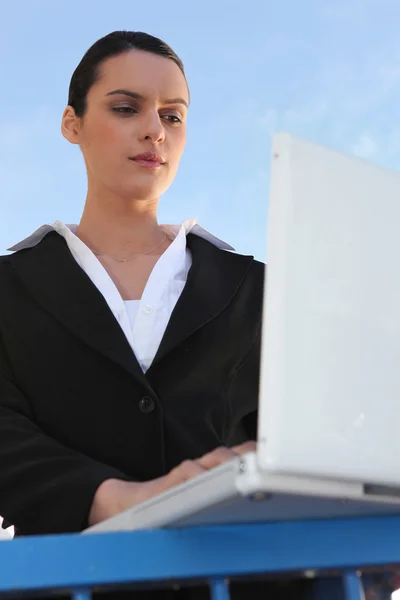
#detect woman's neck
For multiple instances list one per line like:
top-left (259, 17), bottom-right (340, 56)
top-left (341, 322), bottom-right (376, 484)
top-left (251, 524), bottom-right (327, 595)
top-left (75, 191), bottom-right (165, 257)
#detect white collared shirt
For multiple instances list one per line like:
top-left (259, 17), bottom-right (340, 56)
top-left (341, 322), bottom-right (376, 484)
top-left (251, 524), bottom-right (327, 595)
top-left (8, 219), bottom-right (234, 373)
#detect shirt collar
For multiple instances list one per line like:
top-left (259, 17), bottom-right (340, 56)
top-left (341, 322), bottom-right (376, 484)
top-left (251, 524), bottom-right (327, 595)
top-left (7, 218), bottom-right (235, 253)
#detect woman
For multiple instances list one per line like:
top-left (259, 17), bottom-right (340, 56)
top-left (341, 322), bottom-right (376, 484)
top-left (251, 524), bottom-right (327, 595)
top-left (0, 31), bottom-right (313, 598)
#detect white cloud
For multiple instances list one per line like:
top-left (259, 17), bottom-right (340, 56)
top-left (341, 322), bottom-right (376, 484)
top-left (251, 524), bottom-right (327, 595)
top-left (284, 101), bottom-right (329, 125)
top-left (258, 109), bottom-right (278, 137)
top-left (321, 0), bottom-right (395, 22)
top-left (352, 133), bottom-right (377, 158)
top-left (258, 101), bottom-right (329, 138)
top-left (386, 129), bottom-right (400, 158)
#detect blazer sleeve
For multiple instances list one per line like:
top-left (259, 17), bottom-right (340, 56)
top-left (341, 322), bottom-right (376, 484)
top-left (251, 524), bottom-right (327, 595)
top-left (0, 336), bottom-right (131, 536)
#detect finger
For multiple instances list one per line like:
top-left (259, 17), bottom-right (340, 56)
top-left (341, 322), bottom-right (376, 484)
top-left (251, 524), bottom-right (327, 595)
top-left (196, 446), bottom-right (237, 470)
top-left (168, 459), bottom-right (206, 486)
top-left (231, 440), bottom-right (257, 455)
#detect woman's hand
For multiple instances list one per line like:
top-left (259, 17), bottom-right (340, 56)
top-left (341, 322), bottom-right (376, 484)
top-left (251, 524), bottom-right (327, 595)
top-left (89, 441), bottom-right (256, 526)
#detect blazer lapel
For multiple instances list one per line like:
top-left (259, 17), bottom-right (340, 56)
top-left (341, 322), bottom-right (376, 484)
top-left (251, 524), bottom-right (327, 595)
top-left (10, 231), bottom-right (254, 383)
top-left (10, 232), bottom-right (149, 388)
top-left (150, 233), bottom-right (254, 368)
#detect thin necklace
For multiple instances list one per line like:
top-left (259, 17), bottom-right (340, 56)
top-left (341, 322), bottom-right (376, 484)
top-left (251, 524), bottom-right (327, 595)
top-left (92, 233), bottom-right (168, 263)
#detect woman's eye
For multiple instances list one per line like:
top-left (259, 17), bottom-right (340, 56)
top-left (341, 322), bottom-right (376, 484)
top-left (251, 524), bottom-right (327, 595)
top-left (162, 115), bottom-right (182, 125)
top-left (112, 106), bottom-right (137, 114)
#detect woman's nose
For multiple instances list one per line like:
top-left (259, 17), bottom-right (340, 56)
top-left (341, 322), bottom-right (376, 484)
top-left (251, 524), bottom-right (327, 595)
top-left (139, 112), bottom-right (165, 144)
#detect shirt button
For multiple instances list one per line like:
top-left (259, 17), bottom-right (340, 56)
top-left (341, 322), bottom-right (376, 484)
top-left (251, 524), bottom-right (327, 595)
top-left (143, 304), bottom-right (153, 314)
top-left (139, 396), bottom-right (155, 414)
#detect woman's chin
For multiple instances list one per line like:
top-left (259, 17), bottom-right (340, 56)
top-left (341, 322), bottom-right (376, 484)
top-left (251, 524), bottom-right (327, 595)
top-left (117, 185), bottom-right (164, 203)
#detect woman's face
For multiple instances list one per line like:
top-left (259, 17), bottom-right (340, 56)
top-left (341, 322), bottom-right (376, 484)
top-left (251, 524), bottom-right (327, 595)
top-left (63, 50), bottom-right (189, 202)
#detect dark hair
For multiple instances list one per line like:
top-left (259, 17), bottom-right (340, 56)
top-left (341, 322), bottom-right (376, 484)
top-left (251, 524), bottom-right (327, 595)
top-left (68, 30), bottom-right (186, 118)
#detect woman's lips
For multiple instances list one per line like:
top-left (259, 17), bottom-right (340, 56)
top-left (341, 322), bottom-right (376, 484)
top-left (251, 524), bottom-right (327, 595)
top-left (130, 158), bottom-right (163, 168)
top-left (130, 151), bottom-right (165, 169)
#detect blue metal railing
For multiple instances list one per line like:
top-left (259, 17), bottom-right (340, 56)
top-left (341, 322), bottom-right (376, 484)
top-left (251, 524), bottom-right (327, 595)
top-left (1, 515), bottom-right (399, 599)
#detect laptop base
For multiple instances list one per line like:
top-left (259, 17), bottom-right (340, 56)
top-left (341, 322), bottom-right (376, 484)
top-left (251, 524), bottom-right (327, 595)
top-left (86, 453), bottom-right (400, 534)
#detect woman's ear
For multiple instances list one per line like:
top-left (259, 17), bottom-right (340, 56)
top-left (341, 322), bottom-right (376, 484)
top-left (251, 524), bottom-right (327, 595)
top-left (61, 106), bottom-right (81, 145)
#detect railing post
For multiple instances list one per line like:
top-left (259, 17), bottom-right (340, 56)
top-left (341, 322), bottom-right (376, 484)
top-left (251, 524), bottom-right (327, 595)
top-left (210, 578), bottom-right (231, 600)
top-left (343, 571), bottom-right (365, 600)
top-left (72, 589), bottom-right (92, 600)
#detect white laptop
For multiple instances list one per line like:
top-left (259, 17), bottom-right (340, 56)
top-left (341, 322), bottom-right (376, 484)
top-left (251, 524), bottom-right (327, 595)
top-left (86, 133), bottom-right (400, 534)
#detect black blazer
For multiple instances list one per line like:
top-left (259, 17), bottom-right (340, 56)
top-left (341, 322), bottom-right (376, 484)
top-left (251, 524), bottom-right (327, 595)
top-left (0, 231), bottom-right (264, 536)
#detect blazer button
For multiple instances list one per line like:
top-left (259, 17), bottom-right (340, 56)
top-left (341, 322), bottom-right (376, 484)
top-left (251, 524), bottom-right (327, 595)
top-left (139, 396), bottom-right (155, 413)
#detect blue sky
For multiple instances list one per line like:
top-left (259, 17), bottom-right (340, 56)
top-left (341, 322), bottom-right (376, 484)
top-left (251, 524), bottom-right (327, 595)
top-left (1, 0), bottom-right (400, 260)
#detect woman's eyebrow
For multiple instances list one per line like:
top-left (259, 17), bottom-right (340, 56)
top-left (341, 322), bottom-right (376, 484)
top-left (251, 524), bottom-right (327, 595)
top-left (106, 89), bottom-right (188, 108)
top-left (106, 89), bottom-right (144, 101)
top-left (163, 97), bottom-right (189, 108)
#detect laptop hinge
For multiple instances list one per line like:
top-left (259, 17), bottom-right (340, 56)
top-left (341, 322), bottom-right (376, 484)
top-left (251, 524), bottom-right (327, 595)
top-left (364, 483), bottom-right (400, 498)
